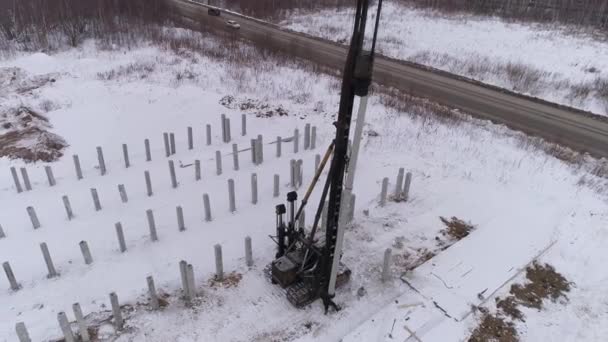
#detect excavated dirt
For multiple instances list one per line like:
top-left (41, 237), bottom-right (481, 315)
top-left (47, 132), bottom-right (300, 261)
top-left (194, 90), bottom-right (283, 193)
top-left (509, 262), bottom-right (571, 310)
top-left (439, 216), bottom-right (475, 241)
top-left (470, 262), bottom-right (571, 340)
top-left (469, 314), bottom-right (518, 342)
top-left (208, 272), bottom-right (243, 289)
top-left (0, 126), bottom-right (67, 162)
top-left (1, 67), bottom-right (68, 162)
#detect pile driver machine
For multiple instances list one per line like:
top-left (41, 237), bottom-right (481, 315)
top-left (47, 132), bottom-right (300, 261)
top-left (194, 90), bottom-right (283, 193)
top-left (269, 0), bottom-right (383, 313)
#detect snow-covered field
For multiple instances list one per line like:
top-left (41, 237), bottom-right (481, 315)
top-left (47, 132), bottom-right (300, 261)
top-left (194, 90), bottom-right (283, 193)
top-left (1, 29), bottom-right (608, 341)
top-left (282, 0), bottom-right (608, 116)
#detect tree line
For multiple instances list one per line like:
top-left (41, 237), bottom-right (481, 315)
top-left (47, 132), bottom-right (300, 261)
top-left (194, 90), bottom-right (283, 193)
top-left (219, 0), bottom-right (608, 27)
top-left (3, 0), bottom-right (607, 53)
top-left (0, 0), bottom-right (167, 50)
top-left (402, 0), bottom-right (608, 29)
top-left (217, 0), bottom-right (353, 19)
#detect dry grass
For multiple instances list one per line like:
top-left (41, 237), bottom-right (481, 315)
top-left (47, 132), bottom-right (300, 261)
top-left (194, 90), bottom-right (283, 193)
top-left (504, 62), bottom-right (546, 94)
top-left (408, 50), bottom-right (608, 109)
top-left (376, 85), bottom-right (460, 125)
top-left (409, 51), bottom-right (549, 95)
top-left (564, 76), bottom-right (608, 108)
top-left (97, 61), bottom-right (156, 81)
top-left (566, 83), bottom-right (593, 103)
top-left (595, 78), bottom-right (608, 111)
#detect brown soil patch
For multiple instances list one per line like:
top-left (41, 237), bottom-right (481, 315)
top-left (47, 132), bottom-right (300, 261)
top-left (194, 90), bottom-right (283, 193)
top-left (509, 262), bottom-right (571, 310)
top-left (409, 248), bottom-right (436, 270)
top-left (209, 272), bottom-right (243, 289)
top-left (470, 263), bottom-right (571, 340)
top-left (469, 314), bottom-right (518, 342)
top-left (440, 216), bottom-right (475, 241)
top-left (496, 296), bottom-right (524, 322)
top-left (86, 326), bottom-right (99, 341)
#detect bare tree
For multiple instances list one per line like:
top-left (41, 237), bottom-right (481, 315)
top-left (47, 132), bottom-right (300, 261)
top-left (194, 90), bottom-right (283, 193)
top-left (0, 2), bottom-right (16, 41)
top-left (57, 0), bottom-right (89, 47)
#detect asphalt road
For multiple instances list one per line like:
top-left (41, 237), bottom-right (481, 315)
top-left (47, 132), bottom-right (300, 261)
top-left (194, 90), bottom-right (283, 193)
top-left (169, 0), bottom-right (608, 159)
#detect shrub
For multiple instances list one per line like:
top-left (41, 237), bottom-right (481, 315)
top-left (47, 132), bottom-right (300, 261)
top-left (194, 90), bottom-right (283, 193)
top-left (505, 62), bottom-right (545, 94)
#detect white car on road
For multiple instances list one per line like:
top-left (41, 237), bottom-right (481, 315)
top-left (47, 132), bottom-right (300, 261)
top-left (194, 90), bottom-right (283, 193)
top-left (226, 20), bottom-right (240, 30)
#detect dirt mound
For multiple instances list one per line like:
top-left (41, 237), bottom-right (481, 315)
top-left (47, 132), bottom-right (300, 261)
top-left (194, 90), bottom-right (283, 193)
top-left (439, 216), bottom-right (475, 241)
top-left (96, 62), bottom-right (156, 81)
top-left (0, 126), bottom-right (67, 162)
top-left (1, 106), bottom-right (67, 162)
top-left (0, 68), bottom-right (67, 162)
top-left (469, 262), bottom-right (571, 341)
top-left (509, 262), bottom-right (571, 310)
top-left (493, 262), bottom-right (571, 323)
top-left (469, 314), bottom-right (518, 342)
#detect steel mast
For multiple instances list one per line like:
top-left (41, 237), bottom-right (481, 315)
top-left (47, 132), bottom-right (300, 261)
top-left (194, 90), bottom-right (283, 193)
top-left (319, 0), bottom-right (382, 311)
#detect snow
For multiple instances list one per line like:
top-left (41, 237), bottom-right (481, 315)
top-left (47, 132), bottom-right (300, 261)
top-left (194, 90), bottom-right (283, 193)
top-left (8, 53), bottom-right (60, 75)
top-left (1, 31), bottom-right (608, 341)
top-left (282, 1), bottom-right (608, 115)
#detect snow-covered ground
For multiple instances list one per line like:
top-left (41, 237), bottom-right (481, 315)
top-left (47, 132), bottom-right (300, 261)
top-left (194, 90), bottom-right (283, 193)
top-left (282, 1), bottom-right (608, 116)
top-left (1, 29), bottom-right (608, 341)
